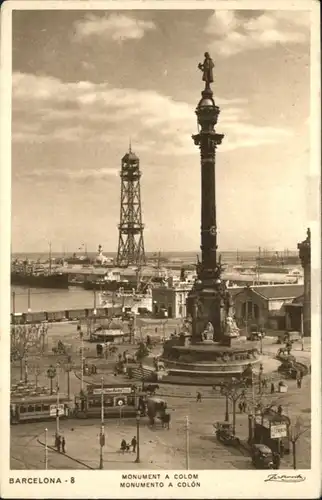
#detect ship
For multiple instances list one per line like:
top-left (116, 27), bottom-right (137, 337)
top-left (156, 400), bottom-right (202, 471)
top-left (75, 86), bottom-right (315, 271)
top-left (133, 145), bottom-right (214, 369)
top-left (11, 257), bottom-right (69, 289)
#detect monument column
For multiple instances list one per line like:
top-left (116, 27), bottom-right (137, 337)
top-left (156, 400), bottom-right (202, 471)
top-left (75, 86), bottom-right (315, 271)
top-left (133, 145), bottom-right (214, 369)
top-left (187, 52), bottom-right (232, 344)
top-left (298, 228), bottom-right (311, 337)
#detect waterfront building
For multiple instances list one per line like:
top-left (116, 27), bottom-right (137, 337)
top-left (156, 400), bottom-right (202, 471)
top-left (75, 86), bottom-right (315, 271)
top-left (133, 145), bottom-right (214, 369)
top-left (232, 284), bottom-right (304, 330)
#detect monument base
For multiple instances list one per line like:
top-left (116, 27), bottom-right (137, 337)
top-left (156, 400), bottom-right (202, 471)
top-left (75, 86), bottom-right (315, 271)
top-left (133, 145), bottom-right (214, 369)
top-left (161, 337), bottom-right (260, 381)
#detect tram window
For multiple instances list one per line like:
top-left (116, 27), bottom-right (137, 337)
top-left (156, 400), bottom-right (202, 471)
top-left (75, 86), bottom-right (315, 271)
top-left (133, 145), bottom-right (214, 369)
top-left (92, 399), bottom-right (101, 407)
top-left (27, 405), bottom-right (35, 412)
top-left (127, 396), bottom-right (135, 406)
top-left (43, 405), bottom-right (50, 411)
top-left (19, 406), bottom-right (26, 413)
top-left (105, 397), bottom-right (114, 407)
top-left (35, 404), bottom-right (42, 412)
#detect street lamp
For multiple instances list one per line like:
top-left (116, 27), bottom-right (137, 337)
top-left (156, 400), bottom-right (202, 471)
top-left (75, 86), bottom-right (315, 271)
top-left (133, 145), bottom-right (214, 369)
top-left (258, 363), bottom-right (264, 395)
top-left (79, 328), bottom-right (84, 393)
top-left (35, 365), bottom-right (41, 391)
top-left (65, 359), bottom-right (72, 400)
top-left (44, 428), bottom-right (48, 470)
top-left (47, 365), bottom-right (56, 395)
top-left (99, 377), bottom-right (105, 469)
top-left (55, 363), bottom-right (60, 439)
top-left (258, 332), bottom-right (263, 354)
top-left (134, 410), bottom-right (141, 463)
top-left (24, 357), bottom-right (28, 384)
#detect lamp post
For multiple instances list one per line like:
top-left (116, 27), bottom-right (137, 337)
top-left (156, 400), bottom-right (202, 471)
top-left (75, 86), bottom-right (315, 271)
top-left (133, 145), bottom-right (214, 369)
top-left (44, 428), bottom-right (48, 470)
top-left (24, 357), bottom-right (28, 383)
top-left (258, 332), bottom-right (263, 355)
top-left (185, 415), bottom-right (190, 470)
top-left (99, 376), bottom-right (105, 469)
top-left (56, 363), bottom-right (60, 439)
top-left (35, 365), bottom-right (41, 390)
top-left (134, 410), bottom-right (141, 463)
top-left (47, 365), bottom-right (56, 395)
top-left (225, 392), bottom-right (229, 422)
top-left (65, 359), bottom-right (72, 400)
top-left (258, 363), bottom-right (264, 395)
top-left (79, 328), bottom-right (84, 393)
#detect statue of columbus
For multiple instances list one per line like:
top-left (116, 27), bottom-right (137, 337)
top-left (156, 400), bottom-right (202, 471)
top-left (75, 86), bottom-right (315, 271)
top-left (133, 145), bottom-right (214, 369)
top-left (198, 52), bottom-right (215, 86)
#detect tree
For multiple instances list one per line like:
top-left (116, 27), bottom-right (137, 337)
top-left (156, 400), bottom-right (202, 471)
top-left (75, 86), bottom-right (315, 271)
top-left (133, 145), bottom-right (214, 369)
top-left (11, 324), bottom-right (45, 381)
top-left (289, 416), bottom-right (309, 469)
top-left (221, 378), bottom-right (247, 434)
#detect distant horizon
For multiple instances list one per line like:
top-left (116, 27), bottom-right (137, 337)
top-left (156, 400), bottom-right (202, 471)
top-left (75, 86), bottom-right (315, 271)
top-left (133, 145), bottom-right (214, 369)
top-left (11, 247), bottom-right (300, 255)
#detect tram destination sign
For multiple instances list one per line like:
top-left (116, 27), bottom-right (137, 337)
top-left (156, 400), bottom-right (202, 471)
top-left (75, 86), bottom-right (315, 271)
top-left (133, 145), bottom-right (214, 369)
top-left (92, 387), bottom-right (132, 395)
top-left (270, 423), bottom-right (287, 439)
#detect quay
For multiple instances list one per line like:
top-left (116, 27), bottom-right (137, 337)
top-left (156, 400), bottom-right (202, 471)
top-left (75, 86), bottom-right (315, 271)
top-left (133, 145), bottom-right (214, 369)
top-left (11, 305), bottom-right (122, 325)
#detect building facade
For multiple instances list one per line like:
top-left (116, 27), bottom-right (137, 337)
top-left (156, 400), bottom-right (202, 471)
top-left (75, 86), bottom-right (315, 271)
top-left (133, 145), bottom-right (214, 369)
top-left (152, 282), bottom-right (193, 318)
top-left (233, 284), bottom-right (304, 330)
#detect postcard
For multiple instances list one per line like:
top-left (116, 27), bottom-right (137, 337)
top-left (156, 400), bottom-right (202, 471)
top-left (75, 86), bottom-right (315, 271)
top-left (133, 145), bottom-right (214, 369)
top-left (0, 1), bottom-right (320, 498)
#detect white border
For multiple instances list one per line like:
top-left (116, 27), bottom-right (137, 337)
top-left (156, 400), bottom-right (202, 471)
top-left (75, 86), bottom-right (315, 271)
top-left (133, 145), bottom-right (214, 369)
top-left (0, 1), bottom-right (321, 498)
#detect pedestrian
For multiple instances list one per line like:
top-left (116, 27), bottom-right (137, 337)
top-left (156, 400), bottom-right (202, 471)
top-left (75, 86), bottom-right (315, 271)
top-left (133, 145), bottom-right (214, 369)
top-left (238, 402), bottom-right (243, 413)
top-left (57, 435), bottom-right (61, 453)
top-left (299, 375), bottom-right (302, 388)
top-left (280, 441), bottom-right (285, 458)
top-left (131, 436), bottom-right (137, 453)
top-left (296, 377), bottom-right (301, 388)
top-left (62, 437), bottom-right (66, 453)
top-left (277, 405), bottom-right (282, 415)
top-left (121, 439), bottom-right (127, 453)
top-left (196, 391), bottom-right (202, 403)
top-left (270, 382), bottom-right (275, 394)
top-left (243, 401), bottom-right (247, 413)
top-left (273, 452), bottom-right (280, 469)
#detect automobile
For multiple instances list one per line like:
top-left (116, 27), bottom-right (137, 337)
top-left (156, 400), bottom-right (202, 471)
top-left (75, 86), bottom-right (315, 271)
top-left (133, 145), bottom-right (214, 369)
top-left (247, 325), bottom-right (266, 341)
top-left (213, 422), bottom-right (240, 446)
top-left (251, 443), bottom-right (274, 469)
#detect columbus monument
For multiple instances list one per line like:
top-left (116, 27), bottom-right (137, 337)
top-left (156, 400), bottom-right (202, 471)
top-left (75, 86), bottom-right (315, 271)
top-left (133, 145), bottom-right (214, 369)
top-left (161, 53), bottom-right (259, 380)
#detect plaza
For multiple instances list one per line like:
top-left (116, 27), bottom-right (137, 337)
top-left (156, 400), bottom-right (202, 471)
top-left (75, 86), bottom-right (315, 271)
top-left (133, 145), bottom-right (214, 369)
top-left (10, 320), bottom-right (311, 470)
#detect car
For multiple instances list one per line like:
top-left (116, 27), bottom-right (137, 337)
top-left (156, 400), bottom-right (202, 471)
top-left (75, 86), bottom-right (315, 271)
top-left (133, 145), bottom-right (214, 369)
top-left (247, 324), bottom-right (266, 341)
top-left (213, 422), bottom-right (240, 446)
top-left (251, 444), bottom-right (274, 469)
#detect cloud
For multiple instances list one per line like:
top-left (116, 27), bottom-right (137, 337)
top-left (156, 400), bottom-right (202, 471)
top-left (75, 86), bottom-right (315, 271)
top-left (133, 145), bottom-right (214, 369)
top-left (73, 13), bottom-right (156, 42)
top-left (12, 72), bottom-right (293, 157)
top-left (19, 166), bottom-right (119, 181)
top-left (206, 10), bottom-right (310, 56)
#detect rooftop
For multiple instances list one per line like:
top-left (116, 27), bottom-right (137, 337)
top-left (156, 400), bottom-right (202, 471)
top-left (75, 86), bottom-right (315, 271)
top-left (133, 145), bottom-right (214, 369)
top-left (252, 284), bottom-right (304, 300)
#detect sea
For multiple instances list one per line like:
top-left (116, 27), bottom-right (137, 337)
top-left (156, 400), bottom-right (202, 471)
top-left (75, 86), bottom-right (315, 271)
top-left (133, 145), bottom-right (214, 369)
top-left (11, 250), bottom-right (299, 314)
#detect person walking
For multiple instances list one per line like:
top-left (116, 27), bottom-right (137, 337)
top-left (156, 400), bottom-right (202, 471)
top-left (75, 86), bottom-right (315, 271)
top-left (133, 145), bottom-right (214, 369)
top-left (131, 436), bottom-right (137, 453)
top-left (62, 437), bottom-right (66, 454)
top-left (270, 382), bottom-right (275, 394)
top-left (121, 439), bottom-right (127, 454)
top-left (196, 391), bottom-right (202, 403)
top-left (57, 435), bottom-right (61, 453)
top-left (273, 452), bottom-right (280, 469)
top-left (238, 402), bottom-right (243, 413)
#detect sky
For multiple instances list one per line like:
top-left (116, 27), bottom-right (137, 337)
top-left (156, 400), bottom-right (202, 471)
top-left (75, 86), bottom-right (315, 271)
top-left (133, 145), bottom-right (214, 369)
top-left (11, 7), bottom-right (311, 254)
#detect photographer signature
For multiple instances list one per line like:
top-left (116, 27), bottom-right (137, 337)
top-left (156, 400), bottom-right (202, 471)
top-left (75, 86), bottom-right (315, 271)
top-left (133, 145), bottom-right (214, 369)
top-left (265, 473), bottom-right (306, 483)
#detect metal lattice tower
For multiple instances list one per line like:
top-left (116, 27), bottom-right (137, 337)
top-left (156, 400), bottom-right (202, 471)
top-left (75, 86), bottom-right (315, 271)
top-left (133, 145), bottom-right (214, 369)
top-left (116, 145), bottom-right (146, 267)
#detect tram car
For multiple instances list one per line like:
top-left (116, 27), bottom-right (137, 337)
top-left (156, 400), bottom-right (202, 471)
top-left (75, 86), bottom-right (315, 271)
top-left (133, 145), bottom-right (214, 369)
top-left (10, 395), bottom-right (72, 424)
top-left (74, 383), bottom-right (139, 418)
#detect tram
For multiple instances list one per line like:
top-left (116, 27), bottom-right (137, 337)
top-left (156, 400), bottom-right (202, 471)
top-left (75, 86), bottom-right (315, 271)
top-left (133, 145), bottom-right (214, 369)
top-left (74, 383), bottom-right (139, 418)
top-left (10, 395), bottom-right (72, 424)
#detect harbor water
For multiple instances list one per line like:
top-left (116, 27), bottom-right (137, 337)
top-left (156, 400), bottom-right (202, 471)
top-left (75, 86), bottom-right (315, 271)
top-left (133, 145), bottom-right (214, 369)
top-left (11, 286), bottom-right (116, 313)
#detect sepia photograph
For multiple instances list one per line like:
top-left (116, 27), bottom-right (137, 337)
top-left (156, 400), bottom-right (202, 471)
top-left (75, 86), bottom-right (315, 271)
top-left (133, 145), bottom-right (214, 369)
top-left (1, 1), bottom-right (320, 498)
